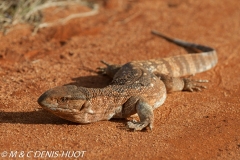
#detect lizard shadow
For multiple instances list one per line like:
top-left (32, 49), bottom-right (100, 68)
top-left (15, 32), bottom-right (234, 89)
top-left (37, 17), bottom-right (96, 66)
top-left (65, 74), bottom-right (112, 88)
top-left (0, 110), bottom-right (139, 131)
top-left (0, 110), bottom-right (77, 125)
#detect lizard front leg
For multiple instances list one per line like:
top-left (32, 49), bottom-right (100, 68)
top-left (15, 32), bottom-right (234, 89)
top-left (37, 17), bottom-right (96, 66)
top-left (127, 98), bottom-right (154, 131)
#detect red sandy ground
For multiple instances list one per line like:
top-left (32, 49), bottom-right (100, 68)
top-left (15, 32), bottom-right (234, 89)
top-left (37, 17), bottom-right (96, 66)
top-left (0, 0), bottom-right (240, 159)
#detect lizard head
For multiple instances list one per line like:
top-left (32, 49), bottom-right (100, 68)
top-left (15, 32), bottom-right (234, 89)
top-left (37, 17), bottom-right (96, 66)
top-left (37, 85), bottom-right (89, 123)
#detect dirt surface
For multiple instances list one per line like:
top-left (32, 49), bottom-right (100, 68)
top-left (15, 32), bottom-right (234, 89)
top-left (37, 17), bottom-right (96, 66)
top-left (0, 0), bottom-right (240, 159)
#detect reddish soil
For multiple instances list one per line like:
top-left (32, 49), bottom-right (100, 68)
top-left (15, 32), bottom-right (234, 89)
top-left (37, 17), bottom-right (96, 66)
top-left (0, 0), bottom-right (240, 159)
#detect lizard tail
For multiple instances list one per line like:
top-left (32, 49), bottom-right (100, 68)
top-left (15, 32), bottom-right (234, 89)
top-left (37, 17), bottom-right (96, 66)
top-left (151, 30), bottom-right (214, 53)
top-left (150, 30), bottom-right (218, 77)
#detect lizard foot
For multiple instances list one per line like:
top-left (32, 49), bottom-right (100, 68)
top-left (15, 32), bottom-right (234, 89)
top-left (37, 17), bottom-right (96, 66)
top-left (126, 98), bottom-right (154, 131)
top-left (127, 120), bottom-right (152, 131)
top-left (97, 60), bottom-right (121, 78)
top-left (97, 60), bottom-right (110, 75)
top-left (183, 76), bottom-right (209, 92)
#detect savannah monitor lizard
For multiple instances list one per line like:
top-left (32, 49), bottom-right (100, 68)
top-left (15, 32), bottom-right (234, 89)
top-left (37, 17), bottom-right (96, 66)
top-left (38, 30), bottom-right (217, 131)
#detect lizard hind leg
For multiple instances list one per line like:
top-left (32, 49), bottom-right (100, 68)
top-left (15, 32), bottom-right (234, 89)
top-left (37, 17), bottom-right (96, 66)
top-left (157, 73), bottom-right (209, 92)
top-left (127, 99), bottom-right (154, 131)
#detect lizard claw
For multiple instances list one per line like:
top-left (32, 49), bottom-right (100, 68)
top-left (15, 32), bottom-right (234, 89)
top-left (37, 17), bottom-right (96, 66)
top-left (183, 77), bottom-right (208, 92)
top-left (127, 121), bottom-right (145, 131)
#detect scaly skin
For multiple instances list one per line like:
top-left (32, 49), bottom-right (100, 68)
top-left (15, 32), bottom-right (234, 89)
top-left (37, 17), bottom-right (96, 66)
top-left (38, 30), bottom-right (217, 131)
